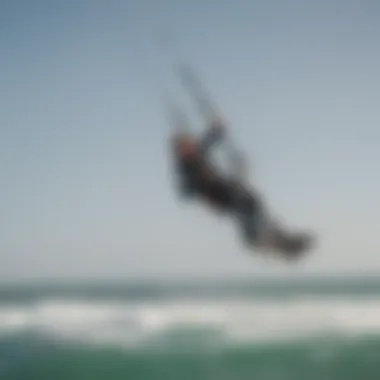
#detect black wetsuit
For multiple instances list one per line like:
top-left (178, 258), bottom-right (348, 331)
top-left (174, 127), bottom-right (262, 245)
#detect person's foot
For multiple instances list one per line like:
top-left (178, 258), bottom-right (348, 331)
top-left (254, 230), bottom-right (315, 261)
top-left (277, 232), bottom-right (315, 260)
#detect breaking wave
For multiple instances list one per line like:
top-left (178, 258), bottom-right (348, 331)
top-left (1, 297), bottom-right (380, 349)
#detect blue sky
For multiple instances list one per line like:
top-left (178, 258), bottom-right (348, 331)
top-left (1, 0), bottom-right (379, 281)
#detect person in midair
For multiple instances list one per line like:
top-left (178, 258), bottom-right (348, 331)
top-left (170, 115), bottom-right (313, 259)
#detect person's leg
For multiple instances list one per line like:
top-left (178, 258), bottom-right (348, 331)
top-left (233, 188), bottom-right (313, 256)
top-left (233, 187), bottom-right (265, 247)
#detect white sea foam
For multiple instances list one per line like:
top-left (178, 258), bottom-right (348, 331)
top-left (0, 297), bottom-right (380, 347)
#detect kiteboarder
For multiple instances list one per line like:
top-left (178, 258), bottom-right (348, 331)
top-left (171, 117), bottom-right (313, 259)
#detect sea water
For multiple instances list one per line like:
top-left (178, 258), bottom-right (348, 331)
top-left (1, 277), bottom-right (380, 380)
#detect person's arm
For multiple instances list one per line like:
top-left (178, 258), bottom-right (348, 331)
top-left (229, 149), bottom-right (249, 184)
top-left (198, 117), bottom-right (225, 156)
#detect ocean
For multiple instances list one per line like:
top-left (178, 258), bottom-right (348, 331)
top-left (1, 277), bottom-right (380, 380)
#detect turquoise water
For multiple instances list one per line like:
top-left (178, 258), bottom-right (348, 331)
top-left (1, 277), bottom-right (380, 379)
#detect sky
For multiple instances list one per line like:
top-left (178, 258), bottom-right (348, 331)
top-left (1, 0), bottom-right (379, 281)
